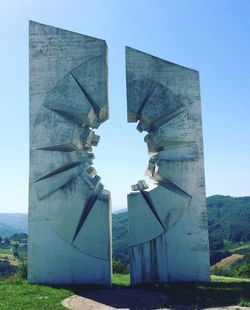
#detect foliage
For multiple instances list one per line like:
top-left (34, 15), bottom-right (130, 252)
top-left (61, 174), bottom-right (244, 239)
top-left (212, 265), bottom-right (233, 277)
top-left (212, 254), bottom-right (250, 279)
top-left (112, 212), bottom-right (129, 265)
top-left (10, 233), bottom-right (28, 242)
top-left (235, 263), bottom-right (250, 278)
top-left (0, 260), bottom-right (16, 279)
top-left (113, 259), bottom-right (129, 274)
top-left (17, 260), bottom-right (27, 279)
top-left (207, 195), bottom-right (250, 243)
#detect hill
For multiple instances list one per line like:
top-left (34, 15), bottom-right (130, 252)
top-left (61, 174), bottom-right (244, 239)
top-left (112, 211), bottom-right (129, 264)
top-left (0, 223), bottom-right (24, 237)
top-left (0, 214), bottom-right (27, 235)
top-left (207, 195), bottom-right (250, 243)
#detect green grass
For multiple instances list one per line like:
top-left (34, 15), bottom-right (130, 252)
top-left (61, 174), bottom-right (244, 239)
top-left (0, 274), bottom-right (250, 309)
top-left (113, 274), bottom-right (250, 308)
top-left (112, 273), bottom-right (130, 287)
top-left (212, 275), bottom-right (250, 283)
top-left (0, 249), bottom-right (12, 255)
top-left (0, 277), bottom-right (72, 310)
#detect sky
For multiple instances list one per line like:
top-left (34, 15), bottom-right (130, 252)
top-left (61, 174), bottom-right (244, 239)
top-left (0, 0), bottom-right (249, 213)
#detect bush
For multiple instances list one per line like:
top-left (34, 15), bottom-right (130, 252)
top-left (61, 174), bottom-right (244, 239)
top-left (235, 263), bottom-right (250, 279)
top-left (211, 265), bottom-right (233, 277)
top-left (17, 260), bottom-right (27, 279)
top-left (209, 237), bottom-right (224, 251)
top-left (10, 233), bottom-right (28, 243)
top-left (0, 260), bottom-right (16, 279)
top-left (113, 259), bottom-right (129, 274)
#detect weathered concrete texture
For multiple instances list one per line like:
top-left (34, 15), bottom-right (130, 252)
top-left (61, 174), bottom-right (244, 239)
top-left (126, 47), bottom-right (210, 284)
top-left (28, 21), bottom-right (111, 285)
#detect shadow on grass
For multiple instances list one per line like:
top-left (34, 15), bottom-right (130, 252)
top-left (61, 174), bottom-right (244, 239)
top-left (49, 277), bottom-right (250, 309)
top-left (136, 281), bottom-right (250, 308)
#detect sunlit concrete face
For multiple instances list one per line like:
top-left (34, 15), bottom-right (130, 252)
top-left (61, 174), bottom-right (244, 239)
top-left (126, 47), bottom-right (210, 284)
top-left (28, 21), bottom-right (111, 285)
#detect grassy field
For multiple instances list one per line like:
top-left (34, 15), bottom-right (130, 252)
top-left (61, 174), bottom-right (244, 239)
top-left (0, 274), bottom-right (250, 309)
top-left (112, 274), bottom-right (250, 307)
top-left (0, 240), bottom-right (27, 271)
top-left (0, 277), bottom-right (72, 310)
top-left (0, 249), bottom-right (12, 255)
top-left (112, 273), bottom-right (130, 287)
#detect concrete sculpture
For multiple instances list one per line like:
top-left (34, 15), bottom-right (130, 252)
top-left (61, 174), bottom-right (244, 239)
top-left (126, 47), bottom-right (210, 284)
top-left (28, 21), bottom-right (111, 285)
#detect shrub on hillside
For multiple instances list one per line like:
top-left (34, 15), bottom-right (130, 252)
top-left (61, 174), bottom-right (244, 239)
top-left (235, 263), bottom-right (250, 278)
top-left (17, 260), bottom-right (27, 279)
top-left (10, 233), bottom-right (28, 243)
top-left (0, 260), bottom-right (16, 279)
top-left (113, 259), bottom-right (129, 274)
top-left (211, 265), bottom-right (233, 277)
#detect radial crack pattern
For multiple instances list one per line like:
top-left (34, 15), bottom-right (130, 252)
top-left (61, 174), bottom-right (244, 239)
top-left (35, 162), bottom-right (81, 182)
top-left (140, 190), bottom-right (165, 231)
top-left (136, 82), bottom-right (156, 119)
top-left (29, 21), bottom-right (111, 285)
top-left (126, 46), bottom-right (210, 284)
top-left (71, 73), bottom-right (100, 117)
top-left (72, 194), bottom-right (98, 243)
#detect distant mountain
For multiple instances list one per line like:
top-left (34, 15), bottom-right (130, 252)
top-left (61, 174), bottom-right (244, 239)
top-left (207, 195), bottom-right (250, 242)
top-left (113, 208), bottom-right (127, 214)
top-left (112, 211), bottom-right (129, 264)
top-left (0, 223), bottom-right (24, 237)
top-left (0, 213), bottom-right (28, 236)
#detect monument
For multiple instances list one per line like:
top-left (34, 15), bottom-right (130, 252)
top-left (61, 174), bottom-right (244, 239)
top-left (28, 21), bottom-right (112, 285)
top-left (126, 47), bottom-right (210, 284)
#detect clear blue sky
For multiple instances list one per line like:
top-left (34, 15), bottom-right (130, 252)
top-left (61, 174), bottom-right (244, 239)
top-left (0, 0), bottom-right (249, 213)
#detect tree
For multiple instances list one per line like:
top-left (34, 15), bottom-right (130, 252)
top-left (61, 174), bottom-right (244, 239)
top-left (13, 249), bottom-right (19, 259)
top-left (13, 242), bottom-right (19, 250)
top-left (0, 260), bottom-right (16, 278)
top-left (4, 238), bottom-right (10, 245)
top-left (17, 260), bottom-right (27, 279)
top-left (113, 259), bottom-right (129, 274)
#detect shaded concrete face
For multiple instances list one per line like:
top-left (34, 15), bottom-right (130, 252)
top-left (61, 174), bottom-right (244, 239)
top-left (126, 47), bottom-right (210, 284)
top-left (28, 21), bottom-right (111, 285)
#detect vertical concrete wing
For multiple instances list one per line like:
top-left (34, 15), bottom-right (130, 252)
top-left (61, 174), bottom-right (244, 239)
top-left (126, 47), bottom-right (210, 284)
top-left (28, 21), bottom-right (111, 285)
